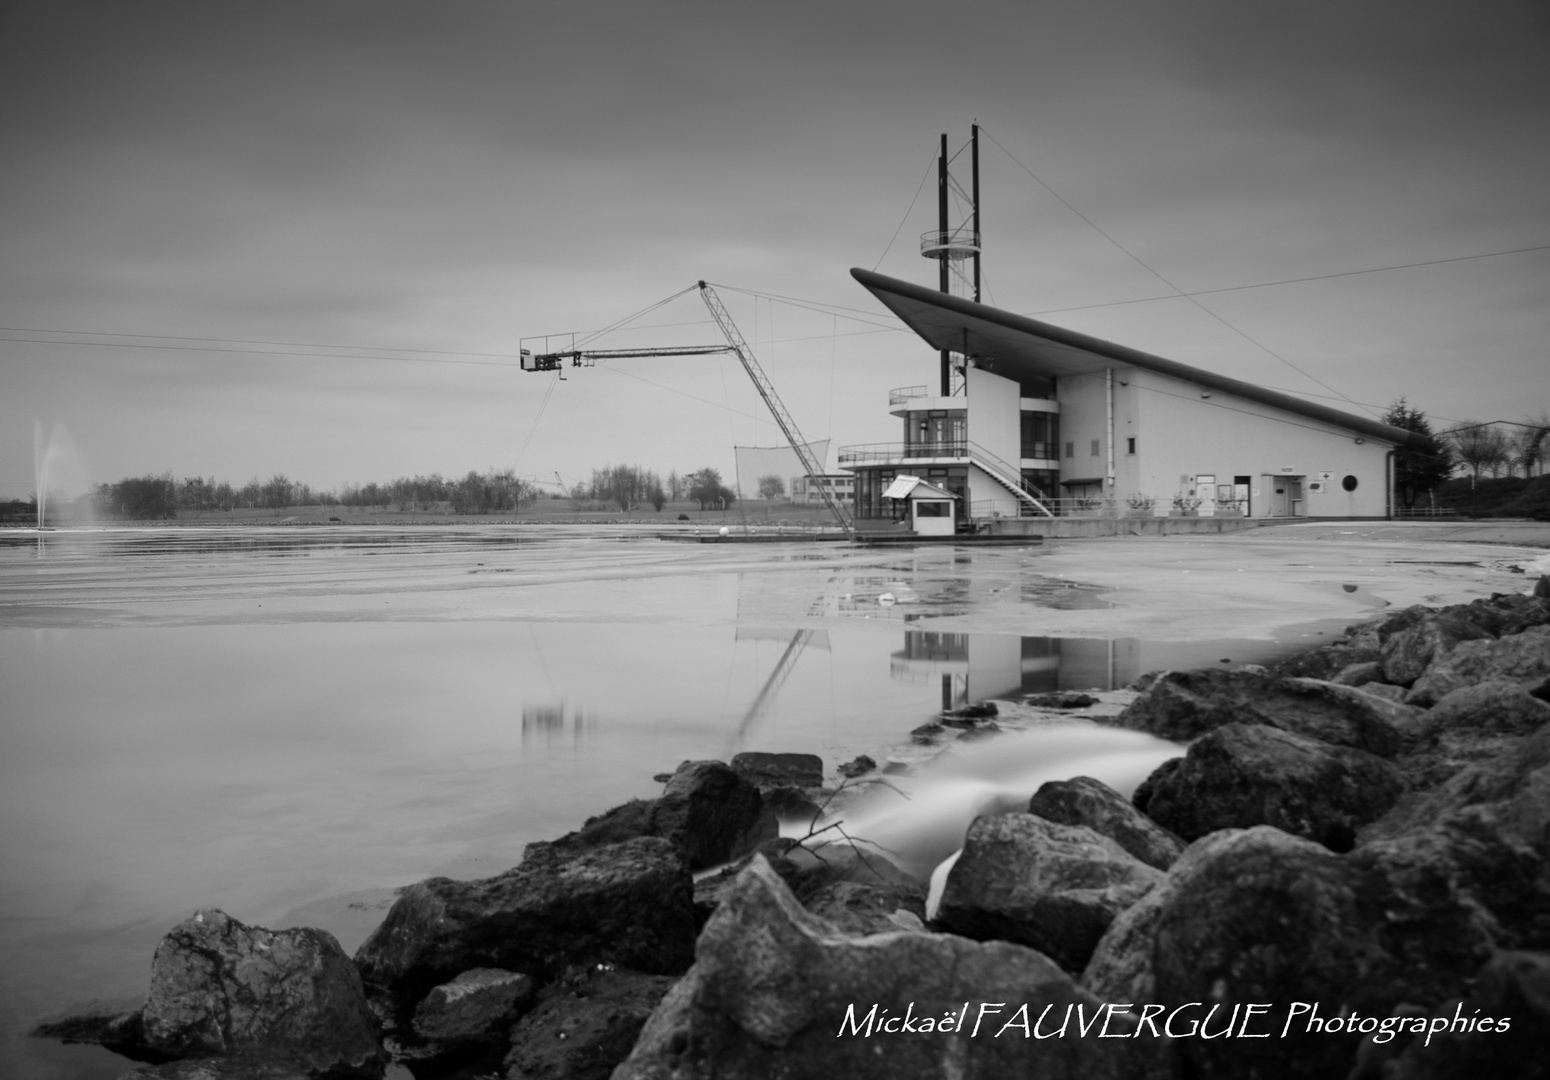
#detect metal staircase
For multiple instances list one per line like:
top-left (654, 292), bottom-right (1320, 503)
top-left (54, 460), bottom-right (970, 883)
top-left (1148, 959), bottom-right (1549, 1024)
top-left (965, 442), bottom-right (1055, 517)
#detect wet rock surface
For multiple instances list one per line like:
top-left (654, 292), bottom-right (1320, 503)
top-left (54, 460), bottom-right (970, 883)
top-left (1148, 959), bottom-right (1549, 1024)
top-left (33, 909), bottom-right (381, 1079)
top-left (934, 813), bottom-right (1164, 971)
top-left (354, 836), bottom-right (696, 1016)
top-left (1028, 774), bottom-right (1186, 870)
top-left (1135, 722), bottom-right (1405, 850)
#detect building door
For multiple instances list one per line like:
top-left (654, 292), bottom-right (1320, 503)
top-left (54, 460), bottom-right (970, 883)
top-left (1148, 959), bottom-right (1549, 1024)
top-left (1233, 476), bottom-right (1251, 516)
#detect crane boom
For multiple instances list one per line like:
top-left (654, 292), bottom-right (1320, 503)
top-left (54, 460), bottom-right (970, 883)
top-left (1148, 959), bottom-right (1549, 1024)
top-left (695, 282), bottom-right (854, 538)
top-left (520, 283), bottom-right (855, 538)
top-left (520, 344), bottom-right (731, 371)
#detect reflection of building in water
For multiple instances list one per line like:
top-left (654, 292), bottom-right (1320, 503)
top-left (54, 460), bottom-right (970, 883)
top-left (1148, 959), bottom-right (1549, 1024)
top-left (521, 701), bottom-right (592, 747)
top-left (892, 631), bottom-right (1141, 707)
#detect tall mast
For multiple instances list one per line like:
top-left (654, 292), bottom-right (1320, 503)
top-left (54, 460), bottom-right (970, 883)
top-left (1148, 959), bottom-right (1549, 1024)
top-left (972, 122), bottom-right (981, 304)
top-left (938, 132), bottom-right (950, 396)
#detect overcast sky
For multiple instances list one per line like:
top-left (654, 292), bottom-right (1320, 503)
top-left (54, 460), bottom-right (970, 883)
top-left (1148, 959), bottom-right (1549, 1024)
top-left (4, 0), bottom-right (1547, 500)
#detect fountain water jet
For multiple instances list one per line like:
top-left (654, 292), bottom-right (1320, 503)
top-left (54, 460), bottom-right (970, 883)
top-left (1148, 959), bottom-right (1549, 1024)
top-left (32, 421), bottom-right (91, 533)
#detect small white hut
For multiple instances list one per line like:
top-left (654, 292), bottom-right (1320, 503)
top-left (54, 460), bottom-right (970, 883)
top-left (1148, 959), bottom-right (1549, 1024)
top-left (882, 475), bottom-right (958, 536)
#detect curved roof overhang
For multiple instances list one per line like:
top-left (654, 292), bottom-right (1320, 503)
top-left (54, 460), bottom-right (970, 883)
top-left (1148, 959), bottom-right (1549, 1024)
top-left (851, 268), bottom-right (1435, 452)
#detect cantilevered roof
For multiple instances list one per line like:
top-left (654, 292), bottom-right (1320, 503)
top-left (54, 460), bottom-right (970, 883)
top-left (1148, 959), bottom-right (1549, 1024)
top-left (852, 268), bottom-right (1433, 450)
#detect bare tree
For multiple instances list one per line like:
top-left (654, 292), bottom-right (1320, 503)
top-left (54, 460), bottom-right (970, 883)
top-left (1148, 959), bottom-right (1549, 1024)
top-left (1510, 412), bottom-right (1550, 478)
top-left (1446, 422), bottom-right (1510, 488)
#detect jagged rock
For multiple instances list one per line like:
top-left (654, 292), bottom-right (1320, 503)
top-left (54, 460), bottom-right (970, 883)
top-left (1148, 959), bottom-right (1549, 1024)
top-left (802, 879), bottom-right (929, 937)
top-left (612, 856), bottom-right (1166, 1080)
top-left (522, 799), bottom-right (657, 863)
top-left (1135, 722), bottom-right (1404, 851)
top-left (411, 968), bottom-right (534, 1044)
top-left (80, 909), bottom-right (383, 1077)
top-left (1407, 625), bottom-right (1550, 707)
top-left (649, 760), bottom-right (774, 870)
top-left (1333, 660), bottom-right (1385, 686)
top-left (730, 751), bottom-right (823, 790)
top-left (501, 965), bottom-right (675, 1080)
top-left (1425, 680), bottom-right (1550, 739)
top-left (1273, 641), bottom-right (1381, 681)
top-left (944, 701), bottom-right (998, 719)
top-left (934, 813), bottom-right (1164, 972)
top-left (1388, 950), bottom-right (1550, 1079)
top-left (910, 721), bottom-right (944, 743)
top-left (1112, 668), bottom-right (1408, 756)
top-left (1360, 681), bottom-right (1410, 703)
top-left (1023, 691), bottom-right (1100, 709)
top-left (1081, 829), bottom-right (1260, 1003)
top-left (1028, 775), bottom-right (1185, 871)
top-left (1380, 611), bottom-right (1496, 686)
top-left (1363, 722), bottom-right (1550, 859)
top-left (1083, 815), bottom-right (1549, 1080)
top-left (836, 754), bottom-right (875, 778)
top-left (354, 837), bottom-right (695, 1015)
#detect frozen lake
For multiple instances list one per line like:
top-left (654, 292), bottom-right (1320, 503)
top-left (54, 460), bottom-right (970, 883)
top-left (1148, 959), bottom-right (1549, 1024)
top-left (0, 523), bottom-right (1534, 1079)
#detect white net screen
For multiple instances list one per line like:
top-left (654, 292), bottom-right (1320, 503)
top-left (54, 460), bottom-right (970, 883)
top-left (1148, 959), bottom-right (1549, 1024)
top-left (733, 440), bottom-right (830, 498)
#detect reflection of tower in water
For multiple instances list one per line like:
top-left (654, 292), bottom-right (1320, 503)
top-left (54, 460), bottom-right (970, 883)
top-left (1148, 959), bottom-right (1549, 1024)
top-left (892, 631), bottom-right (1142, 707)
top-left (521, 702), bottom-right (592, 748)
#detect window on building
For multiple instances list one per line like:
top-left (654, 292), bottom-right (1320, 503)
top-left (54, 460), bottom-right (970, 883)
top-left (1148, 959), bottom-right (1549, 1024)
top-left (1090, 439), bottom-right (1101, 457)
top-left (1064, 441), bottom-right (1074, 459)
top-left (1127, 437), bottom-right (1136, 455)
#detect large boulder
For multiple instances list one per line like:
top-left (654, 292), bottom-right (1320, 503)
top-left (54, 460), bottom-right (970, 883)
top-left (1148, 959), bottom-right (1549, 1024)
top-left (1028, 775), bottom-right (1185, 871)
top-left (1082, 820), bottom-right (1549, 1080)
top-left (934, 813), bottom-right (1164, 972)
top-left (134, 909), bottom-right (380, 1076)
top-left (649, 760), bottom-right (775, 870)
top-left (1135, 722), bottom-right (1405, 851)
top-left (1380, 610), bottom-right (1496, 686)
top-left (1112, 668), bottom-right (1408, 756)
top-left (1363, 722), bottom-right (1550, 860)
top-left (1406, 625), bottom-right (1550, 707)
top-left (612, 856), bottom-right (1167, 1080)
top-left (354, 837), bottom-right (695, 1014)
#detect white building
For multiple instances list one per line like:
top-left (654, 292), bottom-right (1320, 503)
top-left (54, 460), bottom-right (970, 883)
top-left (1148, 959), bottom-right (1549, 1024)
top-left (841, 268), bottom-right (1432, 527)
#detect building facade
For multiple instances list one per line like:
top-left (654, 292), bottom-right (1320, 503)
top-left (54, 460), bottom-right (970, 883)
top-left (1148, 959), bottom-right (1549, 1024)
top-left (840, 269), bottom-right (1429, 526)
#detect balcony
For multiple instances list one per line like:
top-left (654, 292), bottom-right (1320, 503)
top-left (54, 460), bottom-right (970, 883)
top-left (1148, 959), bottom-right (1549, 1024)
top-left (888, 384), bottom-right (931, 407)
top-left (838, 441), bottom-right (969, 465)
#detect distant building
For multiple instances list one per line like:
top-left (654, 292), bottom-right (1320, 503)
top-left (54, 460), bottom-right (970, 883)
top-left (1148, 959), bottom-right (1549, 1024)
top-left (841, 268), bottom-right (1432, 526)
top-left (789, 473), bottom-right (854, 504)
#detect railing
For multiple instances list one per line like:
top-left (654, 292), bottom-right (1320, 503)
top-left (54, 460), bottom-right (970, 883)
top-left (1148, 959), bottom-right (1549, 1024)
top-left (1392, 506), bottom-right (1458, 518)
top-left (920, 228), bottom-right (981, 258)
top-left (888, 385), bottom-right (931, 407)
top-left (838, 441), bottom-right (969, 464)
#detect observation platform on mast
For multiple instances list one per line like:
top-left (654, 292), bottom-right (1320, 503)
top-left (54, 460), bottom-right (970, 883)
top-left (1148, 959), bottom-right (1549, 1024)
top-left (920, 228), bottom-right (981, 260)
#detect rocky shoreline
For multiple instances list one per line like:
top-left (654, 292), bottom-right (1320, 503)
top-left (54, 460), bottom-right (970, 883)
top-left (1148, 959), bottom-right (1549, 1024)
top-left (33, 577), bottom-right (1550, 1079)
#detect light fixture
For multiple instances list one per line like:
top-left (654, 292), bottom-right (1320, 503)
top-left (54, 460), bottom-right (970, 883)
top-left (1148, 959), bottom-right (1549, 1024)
top-left (1200, 393), bottom-right (1212, 399)
top-left (1355, 438), bottom-right (1365, 445)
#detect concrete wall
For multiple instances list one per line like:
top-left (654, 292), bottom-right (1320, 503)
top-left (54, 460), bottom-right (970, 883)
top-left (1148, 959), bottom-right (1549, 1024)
top-left (1053, 371), bottom-right (1112, 489)
top-left (966, 365), bottom-right (1021, 464)
top-left (1129, 369), bottom-right (1394, 517)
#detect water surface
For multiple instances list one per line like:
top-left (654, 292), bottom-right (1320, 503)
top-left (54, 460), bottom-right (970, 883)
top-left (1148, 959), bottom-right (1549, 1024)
top-left (0, 526), bottom-right (1326, 1079)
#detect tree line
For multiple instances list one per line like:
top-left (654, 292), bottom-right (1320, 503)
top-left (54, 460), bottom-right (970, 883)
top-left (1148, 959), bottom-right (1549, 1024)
top-left (77, 464), bottom-right (744, 520)
top-left (84, 469), bottom-right (542, 520)
top-left (1385, 400), bottom-right (1549, 508)
top-left (569, 466), bottom-right (738, 512)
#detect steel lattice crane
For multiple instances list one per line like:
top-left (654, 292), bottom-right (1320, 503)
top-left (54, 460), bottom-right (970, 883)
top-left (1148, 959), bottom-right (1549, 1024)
top-left (522, 282), bottom-right (855, 538)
